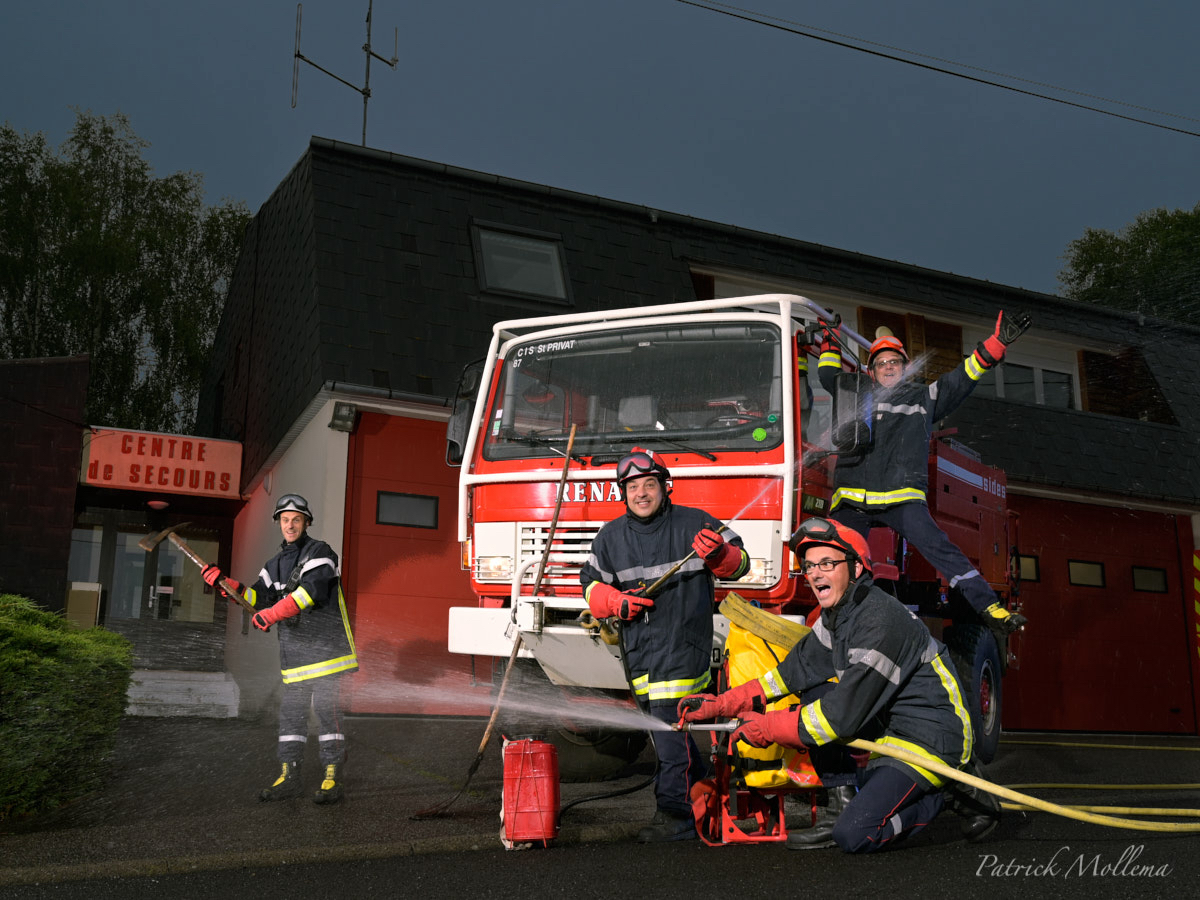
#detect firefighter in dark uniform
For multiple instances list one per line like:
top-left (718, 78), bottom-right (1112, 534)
top-left (580, 449), bottom-right (749, 842)
top-left (816, 311), bottom-right (1032, 638)
top-left (681, 517), bottom-right (1001, 852)
top-left (203, 494), bottom-right (358, 804)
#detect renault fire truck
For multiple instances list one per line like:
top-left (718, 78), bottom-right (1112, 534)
top-left (446, 294), bottom-right (1018, 775)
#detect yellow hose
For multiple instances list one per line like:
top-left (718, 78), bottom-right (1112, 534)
top-left (1000, 803), bottom-right (1200, 817)
top-left (1006, 783), bottom-right (1200, 791)
top-left (848, 738), bottom-right (1200, 833)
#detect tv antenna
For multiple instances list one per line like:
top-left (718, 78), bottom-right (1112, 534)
top-left (292, 1), bottom-right (398, 146)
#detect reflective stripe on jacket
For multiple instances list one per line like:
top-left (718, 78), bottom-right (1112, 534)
top-left (580, 502), bottom-right (743, 705)
top-left (248, 533), bottom-right (358, 684)
top-left (818, 348), bottom-right (988, 511)
top-left (761, 578), bottom-right (972, 788)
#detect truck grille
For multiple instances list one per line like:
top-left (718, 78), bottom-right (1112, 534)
top-left (516, 521), bottom-right (603, 588)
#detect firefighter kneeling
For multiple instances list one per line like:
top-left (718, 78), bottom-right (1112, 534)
top-left (680, 517), bottom-right (1000, 852)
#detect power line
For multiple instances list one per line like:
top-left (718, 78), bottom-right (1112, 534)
top-left (675, 0), bottom-right (1200, 139)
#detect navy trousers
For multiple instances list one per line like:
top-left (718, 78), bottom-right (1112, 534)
top-left (648, 703), bottom-right (708, 817)
top-left (277, 675), bottom-right (347, 765)
top-left (833, 764), bottom-right (945, 853)
top-left (833, 502), bottom-right (1000, 616)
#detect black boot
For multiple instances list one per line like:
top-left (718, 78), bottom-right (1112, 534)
top-left (793, 783), bottom-right (856, 829)
top-left (259, 761), bottom-right (303, 802)
top-left (637, 809), bottom-right (697, 842)
top-left (945, 757), bottom-right (1001, 842)
top-left (787, 822), bottom-right (836, 850)
top-left (313, 763), bottom-right (344, 805)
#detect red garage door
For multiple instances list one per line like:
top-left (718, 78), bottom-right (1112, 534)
top-left (1002, 496), bottom-right (1196, 733)
top-left (342, 412), bottom-right (494, 716)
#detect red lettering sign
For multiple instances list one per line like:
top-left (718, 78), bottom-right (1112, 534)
top-left (81, 428), bottom-right (242, 500)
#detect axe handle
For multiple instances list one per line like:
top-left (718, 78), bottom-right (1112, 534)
top-left (168, 532), bottom-right (256, 615)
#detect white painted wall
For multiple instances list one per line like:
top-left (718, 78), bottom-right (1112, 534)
top-left (223, 398), bottom-right (350, 717)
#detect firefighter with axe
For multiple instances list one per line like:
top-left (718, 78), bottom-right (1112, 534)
top-left (201, 493), bottom-right (358, 804)
top-left (580, 448), bottom-right (749, 842)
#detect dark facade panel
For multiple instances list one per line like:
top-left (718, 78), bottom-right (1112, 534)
top-left (0, 356), bottom-right (89, 610)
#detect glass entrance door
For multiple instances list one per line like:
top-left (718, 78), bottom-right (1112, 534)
top-left (68, 511), bottom-right (231, 670)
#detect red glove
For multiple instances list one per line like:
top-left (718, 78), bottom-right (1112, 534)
top-left (692, 528), bottom-right (744, 578)
top-left (587, 582), bottom-right (654, 621)
top-left (677, 678), bottom-right (767, 724)
top-left (731, 708), bottom-right (802, 749)
top-left (202, 565), bottom-right (244, 603)
top-left (251, 594), bottom-right (301, 632)
top-left (979, 310), bottom-right (1032, 365)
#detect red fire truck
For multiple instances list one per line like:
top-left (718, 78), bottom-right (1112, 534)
top-left (446, 294), bottom-right (1018, 777)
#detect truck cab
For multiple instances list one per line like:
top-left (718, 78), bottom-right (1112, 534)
top-left (446, 295), bottom-right (1016, 773)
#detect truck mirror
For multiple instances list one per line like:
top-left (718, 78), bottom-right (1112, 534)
top-left (446, 359), bottom-right (485, 467)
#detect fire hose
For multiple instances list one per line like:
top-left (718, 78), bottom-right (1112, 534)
top-left (674, 722), bottom-right (1200, 833)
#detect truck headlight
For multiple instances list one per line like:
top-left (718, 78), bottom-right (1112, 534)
top-left (476, 556), bottom-right (513, 582)
top-left (733, 558), bottom-right (771, 586)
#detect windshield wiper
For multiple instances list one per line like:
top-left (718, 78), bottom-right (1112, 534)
top-left (499, 429), bottom-right (586, 462)
top-left (644, 437), bottom-right (717, 461)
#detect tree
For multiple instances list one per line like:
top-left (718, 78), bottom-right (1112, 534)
top-left (1057, 204), bottom-right (1200, 324)
top-left (0, 110), bottom-right (250, 432)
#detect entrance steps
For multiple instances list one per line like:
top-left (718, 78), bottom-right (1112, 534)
top-left (126, 670), bottom-right (240, 718)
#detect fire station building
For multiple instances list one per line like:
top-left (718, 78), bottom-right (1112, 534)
top-left (10, 137), bottom-right (1199, 736)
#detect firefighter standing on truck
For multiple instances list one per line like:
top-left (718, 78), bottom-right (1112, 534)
top-left (580, 449), bottom-right (749, 842)
top-left (203, 494), bottom-right (359, 804)
top-left (817, 310), bottom-right (1032, 638)
top-left (681, 517), bottom-right (1001, 852)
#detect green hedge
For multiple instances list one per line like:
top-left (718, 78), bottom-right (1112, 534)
top-left (0, 594), bottom-right (133, 820)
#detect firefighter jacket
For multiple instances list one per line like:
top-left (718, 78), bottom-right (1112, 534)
top-left (245, 532), bottom-right (359, 685)
top-left (817, 345), bottom-right (992, 512)
top-left (580, 501), bottom-right (747, 706)
top-left (757, 576), bottom-right (973, 788)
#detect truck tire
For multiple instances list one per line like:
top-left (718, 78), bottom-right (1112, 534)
top-left (544, 728), bottom-right (648, 783)
top-left (946, 624), bottom-right (1002, 764)
top-left (496, 660), bottom-right (648, 783)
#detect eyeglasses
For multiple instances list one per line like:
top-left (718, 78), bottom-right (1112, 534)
top-left (616, 451), bottom-right (657, 482)
top-left (800, 558), bottom-right (850, 575)
top-left (871, 357), bottom-right (904, 371)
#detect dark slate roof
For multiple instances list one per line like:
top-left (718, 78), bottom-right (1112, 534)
top-left (198, 138), bottom-right (1200, 507)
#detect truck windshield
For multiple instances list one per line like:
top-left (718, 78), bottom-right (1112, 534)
top-left (483, 322), bottom-right (784, 460)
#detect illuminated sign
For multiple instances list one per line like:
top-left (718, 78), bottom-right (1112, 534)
top-left (80, 428), bottom-right (242, 499)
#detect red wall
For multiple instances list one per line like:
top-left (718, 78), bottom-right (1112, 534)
top-left (1002, 496), bottom-right (1196, 734)
top-left (342, 413), bottom-right (494, 716)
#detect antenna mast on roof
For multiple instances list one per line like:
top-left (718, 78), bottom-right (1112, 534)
top-left (292, 1), bottom-right (398, 146)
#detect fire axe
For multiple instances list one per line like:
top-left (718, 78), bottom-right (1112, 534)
top-left (137, 523), bottom-right (256, 615)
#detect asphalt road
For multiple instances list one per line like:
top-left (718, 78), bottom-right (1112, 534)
top-left (3, 828), bottom-right (1192, 900)
top-left (3, 718), bottom-right (1198, 900)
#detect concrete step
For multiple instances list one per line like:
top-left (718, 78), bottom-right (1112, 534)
top-left (126, 670), bottom-right (240, 718)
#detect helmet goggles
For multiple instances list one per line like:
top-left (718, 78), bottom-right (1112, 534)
top-left (789, 517), bottom-right (871, 573)
top-left (273, 493), bottom-right (313, 523)
top-left (616, 451), bottom-right (659, 484)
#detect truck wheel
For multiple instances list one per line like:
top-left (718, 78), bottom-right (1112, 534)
top-left (545, 728), bottom-right (648, 783)
top-left (496, 660), bottom-right (648, 783)
top-left (946, 624), bottom-right (1002, 764)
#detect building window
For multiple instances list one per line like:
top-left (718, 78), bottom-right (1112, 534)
top-left (1132, 566), bottom-right (1168, 593)
top-left (377, 492), bottom-right (438, 529)
top-left (977, 363), bottom-right (1074, 408)
top-left (1017, 555), bottom-right (1040, 583)
top-left (1068, 560), bottom-right (1105, 588)
top-left (473, 225), bottom-right (569, 302)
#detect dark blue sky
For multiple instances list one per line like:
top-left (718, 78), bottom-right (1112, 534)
top-left (4, 1), bottom-right (1197, 295)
